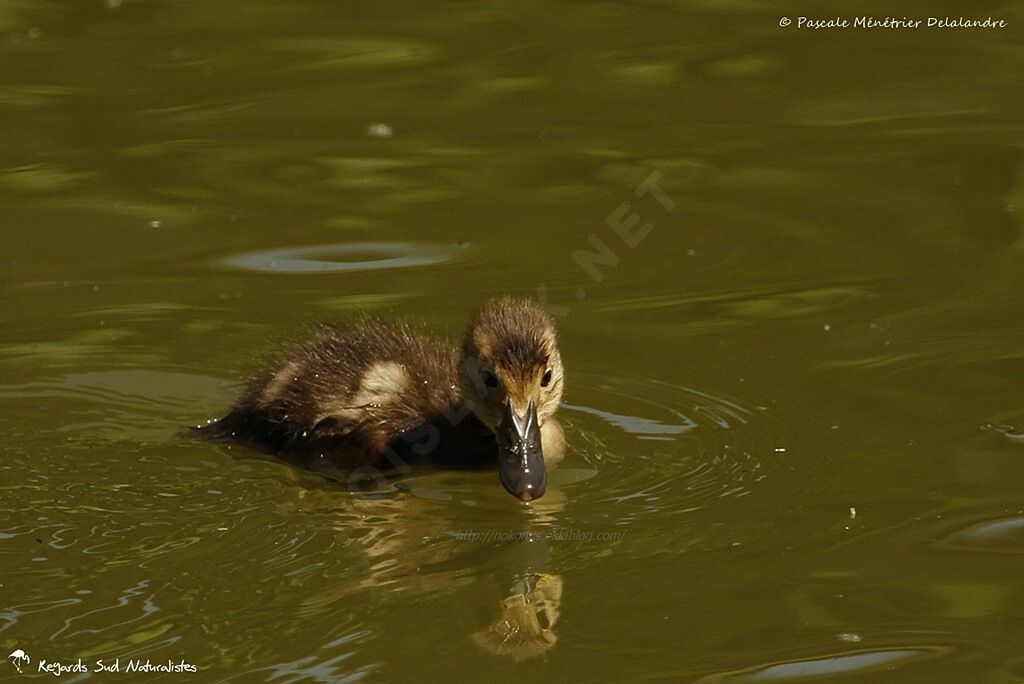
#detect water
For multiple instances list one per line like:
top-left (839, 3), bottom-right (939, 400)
top-left (2, 1), bottom-right (1024, 681)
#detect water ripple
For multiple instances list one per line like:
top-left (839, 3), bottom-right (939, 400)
top-left (222, 241), bottom-right (468, 274)
top-left (698, 646), bottom-right (950, 682)
top-left (546, 372), bottom-right (773, 541)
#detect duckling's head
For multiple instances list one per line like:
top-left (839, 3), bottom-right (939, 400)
top-left (459, 298), bottom-right (564, 502)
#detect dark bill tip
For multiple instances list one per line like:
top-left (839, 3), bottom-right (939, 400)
top-left (497, 399), bottom-right (547, 501)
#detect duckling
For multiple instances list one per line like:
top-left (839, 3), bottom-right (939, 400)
top-left (197, 298), bottom-right (565, 501)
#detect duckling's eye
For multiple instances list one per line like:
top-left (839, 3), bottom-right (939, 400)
top-left (482, 370), bottom-right (498, 388)
top-left (541, 368), bottom-right (553, 388)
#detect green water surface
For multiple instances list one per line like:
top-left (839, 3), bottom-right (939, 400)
top-left (2, 1), bottom-right (1024, 681)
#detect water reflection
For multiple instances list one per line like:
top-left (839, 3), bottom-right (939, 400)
top-left (698, 646), bottom-right (949, 682)
top-left (562, 402), bottom-right (695, 438)
top-left (268, 36), bottom-right (439, 72)
top-left (939, 517), bottom-right (1024, 554)
top-left (472, 571), bottom-right (563, 661)
top-left (223, 241), bottom-right (467, 274)
top-left (276, 479), bottom-right (572, 661)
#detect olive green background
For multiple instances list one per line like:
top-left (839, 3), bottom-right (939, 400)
top-left (2, 1), bottom-right (1023, 681)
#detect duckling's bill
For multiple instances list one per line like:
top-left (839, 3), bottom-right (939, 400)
top-left (497, 399), bottom-right (546, 501)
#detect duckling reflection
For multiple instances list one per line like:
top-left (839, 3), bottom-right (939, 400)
top-left (196, 298), bottom-right (565, 501)
top-left (277, 480), bottom-right (567, 661)
top-left (289, 481), bottom-right (568, 594)
top-left (470, 532), bottom-right (564, 662)
top-left (472, 573), bottom-right (563, 661)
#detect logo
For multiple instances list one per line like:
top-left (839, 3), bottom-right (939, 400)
top-left (5, 646), bottom-right (198, 676)
top-left (8, 649), bottom-right (30, 674)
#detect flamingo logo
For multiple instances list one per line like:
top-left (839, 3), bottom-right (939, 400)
top-left (8, 649), bottom-right (30, 673)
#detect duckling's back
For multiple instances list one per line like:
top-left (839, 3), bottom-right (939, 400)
top-left (198, 322), bottom-right (489, 470)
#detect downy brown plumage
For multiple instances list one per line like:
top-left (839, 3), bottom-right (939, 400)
top-left (196, 298), bottom-right (565, 501)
